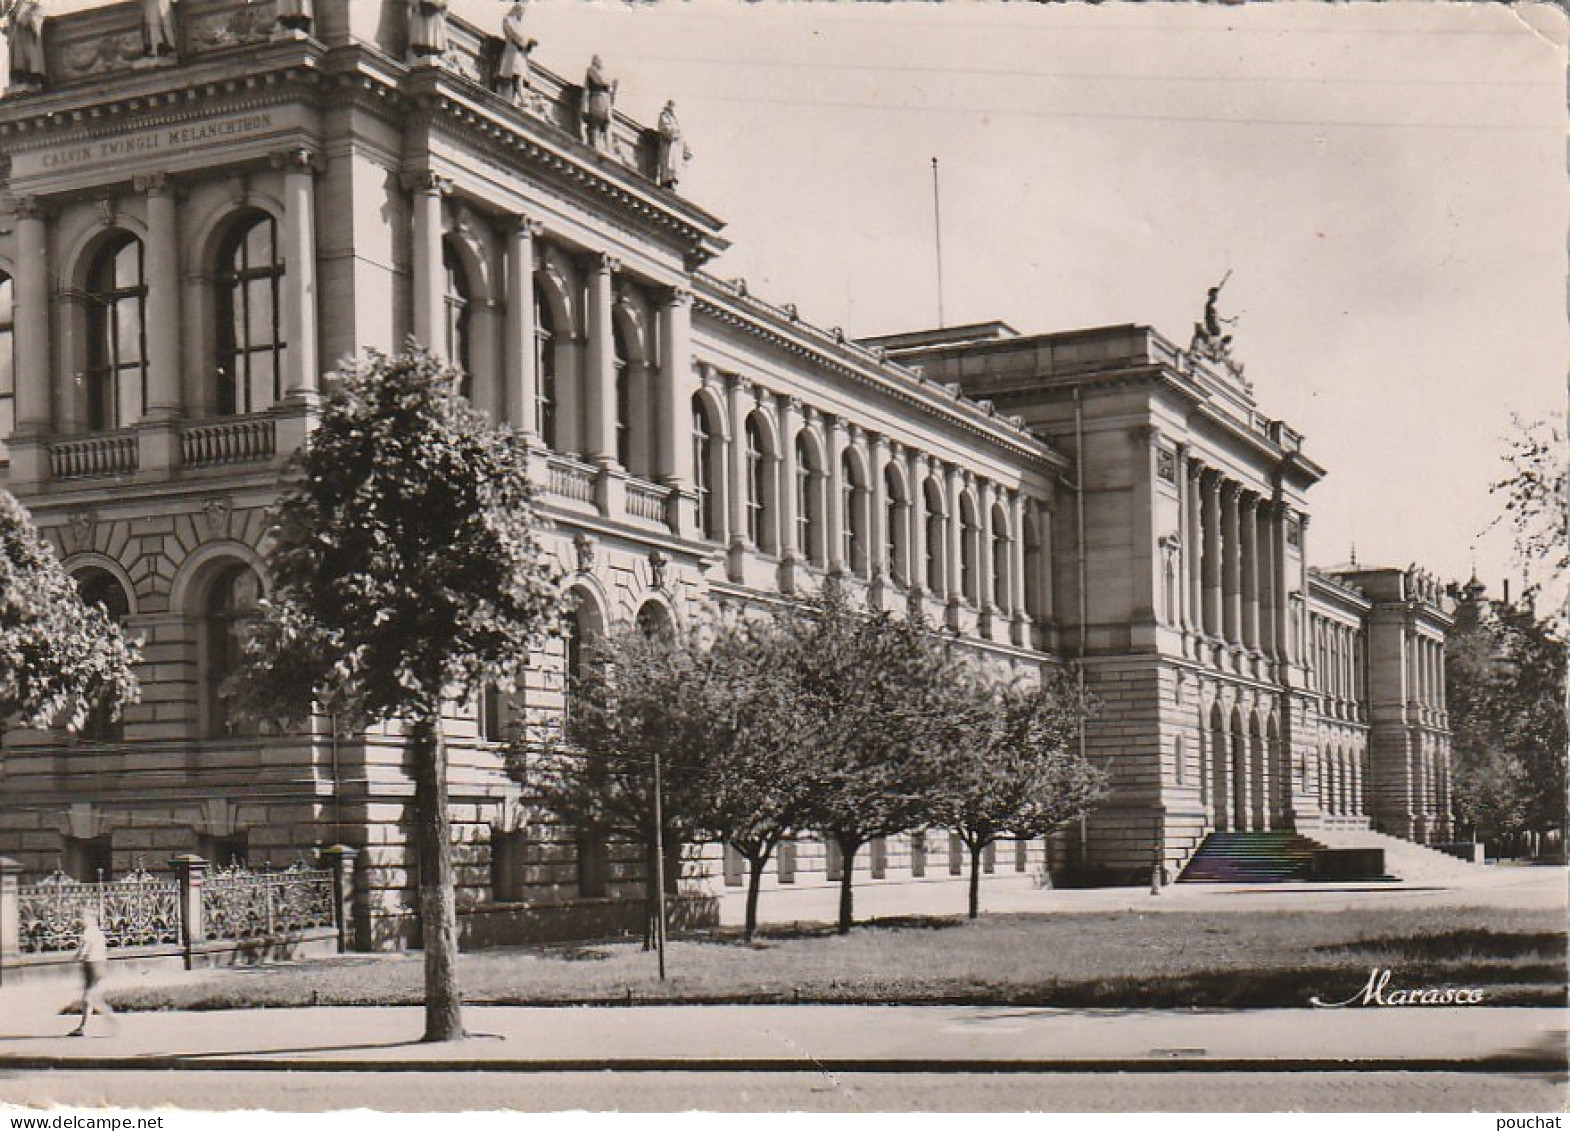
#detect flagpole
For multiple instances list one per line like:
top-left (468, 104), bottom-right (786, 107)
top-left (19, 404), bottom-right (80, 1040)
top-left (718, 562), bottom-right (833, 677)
top-left (931, 156), bottom-right (945, 329)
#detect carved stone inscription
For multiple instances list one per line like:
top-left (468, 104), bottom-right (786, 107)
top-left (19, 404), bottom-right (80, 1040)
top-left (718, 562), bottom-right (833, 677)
top-left (14, 111), bottom-right (283, 180)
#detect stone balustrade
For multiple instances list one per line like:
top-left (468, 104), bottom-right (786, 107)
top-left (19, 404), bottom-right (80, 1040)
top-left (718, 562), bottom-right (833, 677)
top-left (47, 431), bottom-right (139, 480)
top-left (179, 414), bottom-right (277, 468)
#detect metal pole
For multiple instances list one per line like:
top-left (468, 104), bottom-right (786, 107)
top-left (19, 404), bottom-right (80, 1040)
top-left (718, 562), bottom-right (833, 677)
top-left (652, 746), bottom-right (668, 981)
top-left (931, 156), bottom-right (945, 329)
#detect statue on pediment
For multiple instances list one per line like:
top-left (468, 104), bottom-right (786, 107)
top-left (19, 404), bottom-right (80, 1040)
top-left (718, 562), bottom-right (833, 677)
top-left (656, 100), bottom-right (692, 189)
top-left (142, 0), bottom-right (177, 58)
top-left (408, 0), bottom-right (448, 59)
top-left (494, 1), bottom-right (536, 102)
top-left (1188, 270), bottom-right (1246, 381)
top-left (275, 0), bottom-right (312, 36)
top-left (3, 0), bottom-right (47, 90)
top-left (580, 54), bottom-right (617, 152)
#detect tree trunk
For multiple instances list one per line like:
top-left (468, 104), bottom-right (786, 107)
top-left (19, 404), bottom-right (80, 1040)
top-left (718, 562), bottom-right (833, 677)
top-left (967, 836), bottom-right (983, 920)
top-left (410, 712), bottom-right (465, 1043)
top-left (743, 848), bottom-right (770, 943)
top-left (836, 838), bottom-right (858, 935)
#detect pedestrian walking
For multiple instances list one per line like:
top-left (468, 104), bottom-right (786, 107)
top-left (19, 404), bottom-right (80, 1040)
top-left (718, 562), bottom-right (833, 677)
top-left (68, 909), bottom-right (118, 1036)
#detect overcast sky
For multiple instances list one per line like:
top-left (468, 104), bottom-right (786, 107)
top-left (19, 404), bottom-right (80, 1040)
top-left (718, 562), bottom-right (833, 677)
top-left (453, 0), bottom-right (1564, 600)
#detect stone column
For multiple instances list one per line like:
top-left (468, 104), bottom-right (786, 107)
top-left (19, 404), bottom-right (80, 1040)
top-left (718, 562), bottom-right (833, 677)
top-left (776, 396), bottom-right (802, 564)
top-left (138, 174), bottom-right (184, 419)
top-left (1297, 514), bottom-right (1312, 673)
top-left (945, 463), bottom-right (964, 603)
top-left (726, 374), bottom-right (750, 550)
top-left (583, 253), bottom-right (620, 465)
top-left (503, 216), bottom-right (541, 435)
top-left (978, 479), bottom-right (997, 614)
top-left (0, 857), bottom-right (20, 972)
top-left (826, 416), bottom-right (847, 573)
top-left (1258, 502), bottom-right (1277, 660)
top-left (317, 844), bottom-right (360, 954)
top-left (657, 288), bottom-right (695, 535)
top-left (870, 433), bottom-right (890, 583)
top-left (1187, 462), bottom-right (1205, 637)
top-left (1272, 504), bottom-right (1291, 668)
top-left (1036, 497), bottom-right (1057, 624)
top-left (1241, 492), bottom-right (1260, 652)
top-left (1221, 480), bottom-right (1242, 647)
top-left (11, 198), bottom-right (49, 446)
top-left (409, 172), bottom-right (449, 353)
top-left (1008, 491), bottom-right (1028, 637)
top-left (275, 149), bottom-right (320, 401)
top-left (1201, 470), bottom-right (1222, 638)
top-left (169, 854), bottom-right (208, 971)
top-left (907, 451), bottom-right (927, 593)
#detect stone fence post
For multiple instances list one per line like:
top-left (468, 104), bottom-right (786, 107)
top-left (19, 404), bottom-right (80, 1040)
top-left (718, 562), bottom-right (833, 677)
top-left (318, 845), bottom-right (359, 954)
top-left (0, 858), bottom-right (20, 985)
top-left (169, 854), bottom-right (208, 970)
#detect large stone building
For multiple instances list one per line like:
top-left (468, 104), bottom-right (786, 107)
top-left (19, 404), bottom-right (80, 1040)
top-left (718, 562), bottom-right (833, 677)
top-left (0, 0), bottom-right (1453, 942)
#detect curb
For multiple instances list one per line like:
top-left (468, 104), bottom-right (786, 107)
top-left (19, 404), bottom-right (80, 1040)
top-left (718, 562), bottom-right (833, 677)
top-left (0, 1054), bottom-right (1564, 1074)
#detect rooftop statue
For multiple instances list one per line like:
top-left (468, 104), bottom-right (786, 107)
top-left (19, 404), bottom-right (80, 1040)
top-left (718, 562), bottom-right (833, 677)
top-left (408, 0), bottom-right (447, 59)
top-left (274, 0), bottom-right (312, 36)
top-left (656, 100), bottom-right (692, 189)
top-left (581, 54), bottom-right (617, 153)
top-left (1188, 270), bottom-right (1246, 381)
top-left (494, 0), bottom-right (537, 103)
top-left (142, 0), bottom-right (177, 58)
top-left (2, 0), bottom-right (47, 91)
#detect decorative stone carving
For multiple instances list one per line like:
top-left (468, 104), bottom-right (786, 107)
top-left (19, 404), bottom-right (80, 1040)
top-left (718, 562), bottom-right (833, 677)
top-left (188, 2), bottom-right (272, 49)
top-left (58, 32), bottom-right (143, 81)
top-left (1156, 447), bottom-right (1177, 483)
top-left (201, 496), bottom-right (234, 540)
top-left (580, 55), bottom-right (617, 152)
top-left (655, 100), bottom-right (691, 189)
top-left (1188, 270), bottom-right (1247, 382)
top-left (4, 0), bottom-right (47, 91)
top-left (408, 0), bottom-right (448, 60)
top-left (494, 1), bottom-right (536, 103)
top-left (140, 0), bottom-right (178, 59)
top-left (647, 549), bottom-right (669, 591)
top-left (274, 0), bottom-right (312, 37)
top-left (572, 532), bottom-right (594, 573)
top-left (64, 509), bottom-right (95, 555)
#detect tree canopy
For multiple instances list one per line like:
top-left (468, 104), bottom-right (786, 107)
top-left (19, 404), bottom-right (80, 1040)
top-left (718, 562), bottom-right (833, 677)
top-left (0, 489), bottom-right (139, 735)
top-left (237, 348), bottom-right (563, 1041)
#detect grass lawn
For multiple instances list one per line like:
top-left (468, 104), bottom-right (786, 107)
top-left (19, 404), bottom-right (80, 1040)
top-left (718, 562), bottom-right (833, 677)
top-left (111, 904), bottom-right (1566, 1012)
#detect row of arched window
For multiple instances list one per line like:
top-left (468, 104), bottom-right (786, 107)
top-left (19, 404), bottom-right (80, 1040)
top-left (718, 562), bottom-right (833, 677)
top-left (70, 559), bottom-right (261, 744)
top-left (691, 392), bottom-right (1044, 612)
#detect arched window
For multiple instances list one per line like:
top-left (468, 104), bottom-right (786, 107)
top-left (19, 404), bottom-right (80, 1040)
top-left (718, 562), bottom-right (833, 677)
top-left (691, 395), bottom-right (723, 541)
top-left (86, 234), bottom-right (147, 431)
top-left (75, 568), bottom-right (132, 743)
top-left (842, 451), bottom-right (868, 577)
top-left (203, 563), bottom-right (261, 739)
top-left (562, 587), bottom-right (604, 727)
top-left (991, 503), bottom-right (1010, 609)
top-left (534, 280), bottom-right (557, 447)
top-left (796, 433), bottom-right (822, 567)
top-left (959, 494), bottom-right (979, 604)
top-left (0, 271), bottom-right (13, 462)
top-left (613, 321), bottom-right (630, 469)
top-left (884, 465), bottom-right (908, 585)
top-left (745, 413), bottom-right (775, 553)
top-left (923, 479), bottom-right (945, 592)
top-left (216, 214), bottom-right (284, 417)
top-left (636, 600), bottom-right (673, 640)
top-left (1023, 509), bottom-right (1043, 620)
top-left (443, 241), bottom-right (473, 399)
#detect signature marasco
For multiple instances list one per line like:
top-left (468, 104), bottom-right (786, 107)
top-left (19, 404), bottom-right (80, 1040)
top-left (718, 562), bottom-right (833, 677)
top-left (1311, 968), bottom-right (1487, 1008)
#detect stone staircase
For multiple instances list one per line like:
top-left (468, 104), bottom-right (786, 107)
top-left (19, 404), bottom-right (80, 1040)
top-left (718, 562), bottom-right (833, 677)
top-left (1311, 827), bottom-right (1485, 883)
top-left (1177, 831), bottom-right (1328, 883)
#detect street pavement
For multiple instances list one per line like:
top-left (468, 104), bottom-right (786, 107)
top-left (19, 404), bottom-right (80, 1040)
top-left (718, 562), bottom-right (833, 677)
top-left (1, 1068), bottom-right (1563, 1112)
top-left (0, 1002), bottom-right (1561, 1072)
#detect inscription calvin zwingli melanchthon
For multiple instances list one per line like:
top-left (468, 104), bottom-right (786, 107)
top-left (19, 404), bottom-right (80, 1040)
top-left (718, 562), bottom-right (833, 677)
top-left (31, 111), bottom-right (279, 175)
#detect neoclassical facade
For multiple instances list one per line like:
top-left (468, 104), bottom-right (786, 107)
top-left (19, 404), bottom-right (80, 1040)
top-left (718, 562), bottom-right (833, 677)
top-left (0, 0), bottom-right (1452, 940)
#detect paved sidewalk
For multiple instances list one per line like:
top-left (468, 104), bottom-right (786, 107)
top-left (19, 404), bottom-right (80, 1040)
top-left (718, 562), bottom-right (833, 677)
top-left (0, 1002), bottom-right (1561, 1072)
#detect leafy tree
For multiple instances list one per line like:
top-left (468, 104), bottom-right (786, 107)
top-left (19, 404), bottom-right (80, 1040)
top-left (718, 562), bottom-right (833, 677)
top-left (235, 349), bottom-right (562, 1043)
top-left (934, 666), bottom-right (1105, 919)
top-left (1489, 413), bottom-right (1568, 627)
top-left (780, 581), bottom-right (952, 935)
top-left (1446, 583), bottom-right (1567, 853)
top-left (529, 618), bottom-right (726, 948)
top-left (696, 615), bottom-right (816, 942)
top-left (0, 490), bottom-right (139, 735)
